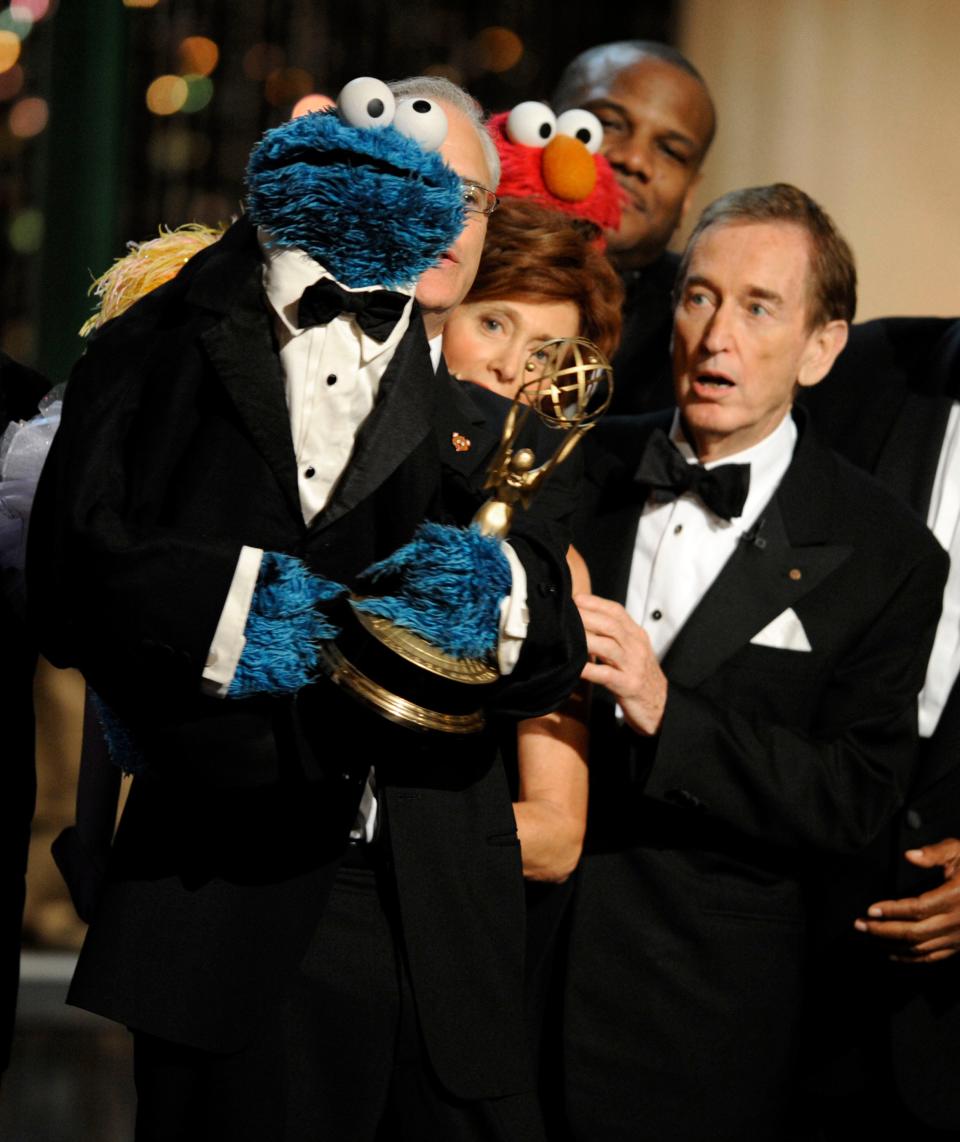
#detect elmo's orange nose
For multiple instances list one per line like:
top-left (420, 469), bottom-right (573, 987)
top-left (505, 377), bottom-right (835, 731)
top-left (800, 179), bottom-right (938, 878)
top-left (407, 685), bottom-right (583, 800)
top-left (542, 135), bottom-right (597, 202)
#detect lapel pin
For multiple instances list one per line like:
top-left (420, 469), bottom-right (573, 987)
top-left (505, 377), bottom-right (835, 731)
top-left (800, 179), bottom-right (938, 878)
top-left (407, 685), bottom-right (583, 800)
top-left (451, 432), bottom-right (471, 453)
top-left (789, 568), bottom-right (802, 581)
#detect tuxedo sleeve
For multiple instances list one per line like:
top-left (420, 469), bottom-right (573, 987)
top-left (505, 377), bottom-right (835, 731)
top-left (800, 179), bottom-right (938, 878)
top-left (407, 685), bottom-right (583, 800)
top-left (490, 442), bottom-right (587, 721)
top-left (644, 539), bottom-right (949, 855)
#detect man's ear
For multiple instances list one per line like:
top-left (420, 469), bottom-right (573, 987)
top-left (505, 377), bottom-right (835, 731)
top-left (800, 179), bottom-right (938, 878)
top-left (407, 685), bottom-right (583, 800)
top-left (797, 320), bottom-right (849, 390)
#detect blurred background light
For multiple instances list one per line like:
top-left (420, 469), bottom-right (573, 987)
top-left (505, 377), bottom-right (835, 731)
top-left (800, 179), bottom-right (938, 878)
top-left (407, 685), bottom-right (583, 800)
top-left (181, 73), bottom-right (213, 112)
top-left (13, 0), bottom-right (54, 20)
top-left (0, 29), bottom-right (22, 70)
top-left (8, 93), bottom-right (47, 136)
top-left (291, 92), bottom-right (334, 118)
top-left (264, 65), bottom-right (312, 107)
top-left (0, 8), bottom-right (32, 38)
top-left (147, 124), bottom-right (210, 172)
top-left (0, 63), bottom-right (23, 100)
top-left (8, 206), bottom-right (43, 253)
top-left (472, 26), bottom-right (523, 73)
top-left (177, 35), bottom-right (218, 77)
top-left (122, 0), bottom-right (161, 8)
top-left (146, 73), bottom-right (187, 115)
top-left (424, 62), bottom-right (463, 85)
top-left (242, 41), bottom-right (284, 81)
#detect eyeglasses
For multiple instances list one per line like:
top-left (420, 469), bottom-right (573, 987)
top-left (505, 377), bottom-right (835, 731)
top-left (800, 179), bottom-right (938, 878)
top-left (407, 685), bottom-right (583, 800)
top-left (462, 181), bottom-right (499, 216)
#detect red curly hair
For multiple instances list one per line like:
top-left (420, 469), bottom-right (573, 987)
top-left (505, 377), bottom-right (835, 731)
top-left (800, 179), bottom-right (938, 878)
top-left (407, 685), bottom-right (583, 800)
top-left (465, 197), bottom-right (623, 359)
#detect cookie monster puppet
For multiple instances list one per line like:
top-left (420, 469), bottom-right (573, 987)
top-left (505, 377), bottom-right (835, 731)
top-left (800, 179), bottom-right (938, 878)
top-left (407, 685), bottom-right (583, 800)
top-left (233, 76), bottom-right (514, 708)
top-left (26, 76), bottom-right (587, 1132)
top-left (43, 77), bottom-right (524, 770)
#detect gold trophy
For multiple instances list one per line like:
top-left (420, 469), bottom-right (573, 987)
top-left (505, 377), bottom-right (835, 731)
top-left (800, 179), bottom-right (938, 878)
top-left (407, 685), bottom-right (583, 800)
top-left (317, 337), bottom-right (613, 733)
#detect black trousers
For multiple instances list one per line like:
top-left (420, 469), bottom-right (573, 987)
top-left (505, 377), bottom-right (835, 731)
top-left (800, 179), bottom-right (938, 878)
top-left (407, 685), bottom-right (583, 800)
top-left (133, 848), bottom-right (544, 1142)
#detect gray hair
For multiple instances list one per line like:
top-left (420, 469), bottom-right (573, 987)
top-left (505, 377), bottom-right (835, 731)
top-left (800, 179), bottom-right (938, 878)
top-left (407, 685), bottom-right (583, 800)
top-left (389, 75), bottom-right (500, 188)
top-left (677, 183), bottom-right (857, 327)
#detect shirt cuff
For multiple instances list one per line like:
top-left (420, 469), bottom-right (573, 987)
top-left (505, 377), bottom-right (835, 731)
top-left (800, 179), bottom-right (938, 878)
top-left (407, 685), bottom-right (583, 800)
top-left (201, 545), bottom-right (264, 697)
top-left (497, 540), bottom-right (529, 676)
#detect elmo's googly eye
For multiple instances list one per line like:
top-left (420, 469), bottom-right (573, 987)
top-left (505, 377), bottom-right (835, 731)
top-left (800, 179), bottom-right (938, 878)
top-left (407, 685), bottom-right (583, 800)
top-left (505, 102), bottom-right (557, 148)
top-left (394, 98), bottom-right (448, 151)
top-left (555, 109), bottom-right (604, 153)
top-left (337, 77), bottom-right (396, 129)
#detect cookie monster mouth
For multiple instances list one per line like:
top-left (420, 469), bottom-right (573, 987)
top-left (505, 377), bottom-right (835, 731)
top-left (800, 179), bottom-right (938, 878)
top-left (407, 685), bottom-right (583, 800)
top-left (257, 146), bottom-right (444, 189)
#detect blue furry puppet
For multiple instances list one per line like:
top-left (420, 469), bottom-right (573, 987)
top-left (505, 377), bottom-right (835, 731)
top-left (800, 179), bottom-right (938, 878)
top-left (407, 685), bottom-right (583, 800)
top-left (230, 78), bottom-right (512, 699)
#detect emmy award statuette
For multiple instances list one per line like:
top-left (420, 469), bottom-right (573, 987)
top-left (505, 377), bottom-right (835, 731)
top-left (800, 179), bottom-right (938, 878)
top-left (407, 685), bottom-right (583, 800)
top-left (318, 337), bottom-right (613, 733)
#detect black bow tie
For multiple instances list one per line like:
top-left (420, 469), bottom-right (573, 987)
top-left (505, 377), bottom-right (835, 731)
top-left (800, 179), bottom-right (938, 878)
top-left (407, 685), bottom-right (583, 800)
top-left (634, 427), bottom-right (751, 521)
top-left (296, 279), bottom-right (408, 343)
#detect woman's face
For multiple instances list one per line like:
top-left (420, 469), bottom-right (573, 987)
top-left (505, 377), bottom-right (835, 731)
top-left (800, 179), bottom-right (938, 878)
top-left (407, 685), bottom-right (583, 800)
top-left (442, 297), bottom-right (581, 400)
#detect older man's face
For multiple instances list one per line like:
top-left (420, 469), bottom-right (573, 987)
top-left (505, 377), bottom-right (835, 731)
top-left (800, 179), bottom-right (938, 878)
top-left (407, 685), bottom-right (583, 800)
top-left (672, 220), bottom-right (847, 462)
top-left (577, 57), bottom-right (713, 270)
top-left (416, 101), bottom-right (494, 340)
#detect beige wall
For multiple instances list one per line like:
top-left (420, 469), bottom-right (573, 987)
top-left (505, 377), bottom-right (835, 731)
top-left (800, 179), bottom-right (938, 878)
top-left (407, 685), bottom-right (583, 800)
top-left (676, 0), bottom-right (960, 320)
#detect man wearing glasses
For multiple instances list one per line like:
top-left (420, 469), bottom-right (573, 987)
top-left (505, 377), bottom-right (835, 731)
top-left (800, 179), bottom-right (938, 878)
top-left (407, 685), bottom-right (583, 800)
top-left (31, 76), bottom-right (576, 1142)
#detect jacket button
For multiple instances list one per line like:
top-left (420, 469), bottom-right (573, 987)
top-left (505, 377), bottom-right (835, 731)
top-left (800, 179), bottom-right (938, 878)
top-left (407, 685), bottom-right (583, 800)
top-left (905, 808), bottom-right (923, 830)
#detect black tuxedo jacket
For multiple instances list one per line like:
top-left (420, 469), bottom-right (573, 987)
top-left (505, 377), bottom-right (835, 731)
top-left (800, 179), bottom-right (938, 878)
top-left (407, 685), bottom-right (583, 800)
top-left (800, 316), bottom-right (960, 1129)
top-left (562, 410), bottom-right (948, 1141)
top-left (0, 352), bottom-right (49, 1074)
top-left (608, 251), bottom-right (678, 417)
top-left (26, 219), bottom-right (585, 1101)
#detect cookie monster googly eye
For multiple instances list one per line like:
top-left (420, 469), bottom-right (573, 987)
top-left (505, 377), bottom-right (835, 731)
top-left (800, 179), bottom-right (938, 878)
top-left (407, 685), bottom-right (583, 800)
top-left (556, 109), bottom-right (603, 154)
top-left (506, 102), bottom-right (556, 147)
top-left (245, 77), bottom-right (464, 289)
top-left (393, 98), bottom-right (447, 152)
top-left (338, 76), bottom-right (396, 129)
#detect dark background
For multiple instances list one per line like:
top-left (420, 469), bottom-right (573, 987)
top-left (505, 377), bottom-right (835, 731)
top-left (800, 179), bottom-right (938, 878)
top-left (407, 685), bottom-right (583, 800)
top-left (0, 0), bottom-right (675, 387)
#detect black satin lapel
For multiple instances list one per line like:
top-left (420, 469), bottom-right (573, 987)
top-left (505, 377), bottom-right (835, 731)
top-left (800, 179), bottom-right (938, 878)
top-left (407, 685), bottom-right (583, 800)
top-left (314, 317), bottom-right (437, 530)
top-left (199, 287), bottom-right (301, 520)
top-left (872, 392), bottom-right (951, 516)
top-left (663, 497), bottom-right (853, 688)
top-left (438, 379), bottom-right (515, 485)
top-left (584, 500), bottom-right (643, 604)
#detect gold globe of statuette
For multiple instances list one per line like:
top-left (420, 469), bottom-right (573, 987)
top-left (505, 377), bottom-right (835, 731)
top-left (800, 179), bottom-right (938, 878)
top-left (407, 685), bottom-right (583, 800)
top-left (521, 336), bottom-right (613, 430)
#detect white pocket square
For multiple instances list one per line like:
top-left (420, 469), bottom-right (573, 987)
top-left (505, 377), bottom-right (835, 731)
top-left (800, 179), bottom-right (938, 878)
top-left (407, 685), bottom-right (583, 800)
top-left (749, 607), bottom-right (812, 652)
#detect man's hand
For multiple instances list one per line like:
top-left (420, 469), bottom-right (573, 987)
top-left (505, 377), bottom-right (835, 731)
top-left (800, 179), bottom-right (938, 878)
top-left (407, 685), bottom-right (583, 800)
top-left (576, 593), bottom-right (667, 736)
top-left (854, 837), bottom-right (960, 964)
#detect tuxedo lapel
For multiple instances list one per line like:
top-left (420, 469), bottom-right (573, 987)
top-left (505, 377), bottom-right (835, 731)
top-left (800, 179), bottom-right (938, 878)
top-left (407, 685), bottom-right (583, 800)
top-left (313, 312), bottom-right (440, 531)
top-left (200, 296), bottom-right (302, 522)
top-left (871, 392), bottom-right (951, 517)
top-left (663, 497), bottom-right (851, 687)
top-left (190, 222), bottom-right (302, 521)
top-left (591, 500), bottom-right (643, 604)
top-left (663, 419), bottom-right (853, 688)
top-left (438, 378), bottom-right (524, 488)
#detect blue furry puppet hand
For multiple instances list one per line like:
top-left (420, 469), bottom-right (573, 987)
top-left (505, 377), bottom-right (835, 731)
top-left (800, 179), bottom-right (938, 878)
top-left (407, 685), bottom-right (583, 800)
top-left (354, 523), bottom-right (512, 659)
top-left (229, 552), bottom-right (347, 698)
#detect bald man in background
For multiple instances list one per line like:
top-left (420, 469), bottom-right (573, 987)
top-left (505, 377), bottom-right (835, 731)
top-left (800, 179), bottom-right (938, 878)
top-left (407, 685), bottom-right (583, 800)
top-left (553, 41), bottom-right (716, 415)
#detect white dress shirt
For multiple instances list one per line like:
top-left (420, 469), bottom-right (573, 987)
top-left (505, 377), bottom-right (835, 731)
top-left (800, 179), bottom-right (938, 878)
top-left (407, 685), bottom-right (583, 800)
top-left (919, 401), bottom-right (960, 737)
top-left (203, 234), bottom-right (417, 695)
top-left (626, 411), bottom-right (798, 662)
